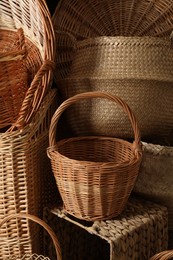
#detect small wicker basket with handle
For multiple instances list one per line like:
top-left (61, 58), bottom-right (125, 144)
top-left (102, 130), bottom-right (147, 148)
top-left (0, 213), bottom-right (62, 260)
top-left (150, 250), bottom-right (173, 260)
top-left (47, 91), bottom-right (142, 221)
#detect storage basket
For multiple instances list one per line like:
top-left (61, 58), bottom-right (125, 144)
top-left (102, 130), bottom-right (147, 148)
top-left (56, 35), bottom-right (173, 139)
top-left (150, 250), bottom-right (173, 260)
top-left (0, 0), bottom-right (55, 130)
top-left (133, 141), bottom-right (173, 231)
top-left (0, 89), bottom-right (58, 258)
top-left (47, 91), bottom-right (142, 221)
top-left (0, 28), bottom-right (28, 129)
top-left (44, 198), bottom-right (168, 260)
top-left (52, 0), bottom-right (173, 39)
top-left (0, 213), bottom-right (62, 260)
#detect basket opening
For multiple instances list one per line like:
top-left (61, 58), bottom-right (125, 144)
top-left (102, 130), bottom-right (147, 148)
top-left (57, 137), bottom-right (135, 163)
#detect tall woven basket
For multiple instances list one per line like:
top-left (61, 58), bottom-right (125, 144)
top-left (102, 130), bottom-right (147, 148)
top-left (47, 91), bottom-right (142, 221)
top-left (0, 213), bottom-right (62, 260)
top-left (56, 35), bottom-right (173, 139)
top-left (0, 0), bottom-right (56, 258)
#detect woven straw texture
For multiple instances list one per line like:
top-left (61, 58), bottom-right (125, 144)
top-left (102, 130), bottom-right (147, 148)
top-left (47, 91), bottom-right (142, 221)
top-left (134, 141), bottom-right (173, 231)
top-left (150, 250), bottom-right (173, 260)
top-left (44, 198), bottom-right (168, 260)
top-left (0, 89), bottom-right (58, 258)
top-left (55, 35), bottom-right (173, 139)
top-left (0, 213), bottom-right (62, 260)
top-left (53, 0), bottom-right (173, 39)
top-left (0, 28), bottom-right (28, 129)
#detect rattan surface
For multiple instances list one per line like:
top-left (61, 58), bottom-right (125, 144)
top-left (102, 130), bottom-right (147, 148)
top-left (0, 213), bottom-right (62, 260)
top-left (44, 198), bottom-right (168, 260)
top-left (0, 28), bottom-right (28, 129)
top-left (47, 91), bottom-right (142, 221)
top-left (0, 0), bottom-right (55, 130)
top-left (53, 0), bottom-right (173, 39)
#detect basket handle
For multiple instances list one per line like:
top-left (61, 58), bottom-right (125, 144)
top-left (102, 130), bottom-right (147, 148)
top-left (0, 213), bottom-right (62, 260)
top-left (150, 250), bottom-right (173, 260)
top-left (49, 91), bottom-right (142, 154)
top-left (9, 59), bottom-right (55, 131)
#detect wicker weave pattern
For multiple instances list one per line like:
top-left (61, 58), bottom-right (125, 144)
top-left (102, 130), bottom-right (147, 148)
top-left (48, 91), bottom-right (142, 221)
top-left (53, 0), bottom-right (173, 39)
top-left (0, 213), bottom-right (62, 260)
top-left (0, 28), bottom-right (28, 129)
top-left (0, 89), bottom-right (57, 258)
top-left (44, 199), bottom-right (168, 260)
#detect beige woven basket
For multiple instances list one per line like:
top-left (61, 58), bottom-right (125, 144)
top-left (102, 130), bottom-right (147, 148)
top-left (56, 35), bottom-right (173, 139)
top-left (150, 250), bottom-right (173, 260)
top-left (0, 89), bottom-right (58, 258)
top-left (47, 91), bottom-right (142, 221)
top-left (53, 0), bottom-right (173, 39)
top-left (133, 141), bottom-right (173, 231)
top-left (0, 213), bottom-right (62, 260)
top-left (0, 0), bottom-right (55, 130)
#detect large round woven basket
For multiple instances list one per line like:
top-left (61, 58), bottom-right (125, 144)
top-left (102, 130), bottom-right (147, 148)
top-left (53, 0), bottom-right (173, 39)
top-left (47, 91), bottom-right (142, 221)
top-left (0, 0), bottom-right (55, 130)
top-left (56, 35), bottom-right (173, 139)
top-left (0, 213), bottom-right (62, 260)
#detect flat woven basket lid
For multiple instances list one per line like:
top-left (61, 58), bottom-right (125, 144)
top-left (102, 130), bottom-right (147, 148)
top-left (53, 0), bottom-right (173, 39)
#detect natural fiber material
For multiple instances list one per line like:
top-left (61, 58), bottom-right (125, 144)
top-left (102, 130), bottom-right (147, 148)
top-left (0, 28), bottom-right (28, 129)
top-left (55, 35), bottom-right (173, 139)
top-left (0, 0), bottom-right (55, 130)
top-left (0, 89), bottom-right (58, 258)
top-left (44, 198), bottom-right (168, 260)
top-left (150, 250), bottom-right (173, 260)
top-left (53, 0), bottom-right (173, 39)
top-left (47, 91), bottom-right (142, 221)
top-left (0, 213), bottom-right (62, 260)
top-left (134, 141), bottom-right (173, 231)
top-left (57, 77), bottom-right (173, 139)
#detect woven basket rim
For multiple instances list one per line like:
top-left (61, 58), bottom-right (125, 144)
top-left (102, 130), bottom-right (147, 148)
top-left (48, 136), bottom-right (141, 166)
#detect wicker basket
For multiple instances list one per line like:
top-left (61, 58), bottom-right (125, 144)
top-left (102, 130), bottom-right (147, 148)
top-left (0, 89), bottom-right (58, 258)
top-left (0, 28), bottom-right (29, 129)
top-left (133, 141), bottom-right (173, 231)
top-left (53, 0), bottom-right (173, 39)
top-left (47, 91), bottom-right (142, 221)
top-left (55, 35), bottom-right (173, 139)
top-left (0, 213), bottom-right (62, 260)
top-left (0, 0), bottom-right (55, 130)
top-left (150, 250), bottom-right (173, 260)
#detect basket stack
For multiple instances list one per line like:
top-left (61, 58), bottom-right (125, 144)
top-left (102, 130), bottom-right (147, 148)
top-left (51, 0), bottom-right (173, 230)
top-left (0, 0), bottom-right (57, 258)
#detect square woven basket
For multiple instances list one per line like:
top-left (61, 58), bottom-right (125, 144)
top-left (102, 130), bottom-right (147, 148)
top-left (43, 197), bottom-right (168, 260)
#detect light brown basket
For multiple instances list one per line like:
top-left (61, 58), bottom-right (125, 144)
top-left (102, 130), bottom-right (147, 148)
top-left (0, 28), bottom-right (28, 129)
top-left (56, 35), bottom-right (173, 139)
top-left (52, 0), bottom-right (173, 40)
top-left (150, 250), bottom-right (173, 260)
top-left (0, 89), bottom-right (58, 258)
top-left (0, 213), bottom-right (62, 260)
top-left (0, 0), bottom-right (55, 130)
top-left (47, 91), bottom-right (142, 221)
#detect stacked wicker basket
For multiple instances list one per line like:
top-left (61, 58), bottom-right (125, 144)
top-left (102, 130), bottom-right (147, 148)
top-left (49, 0), bottom-right (173, 258)
top-left (0, 0), bottom-right (58, 258)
